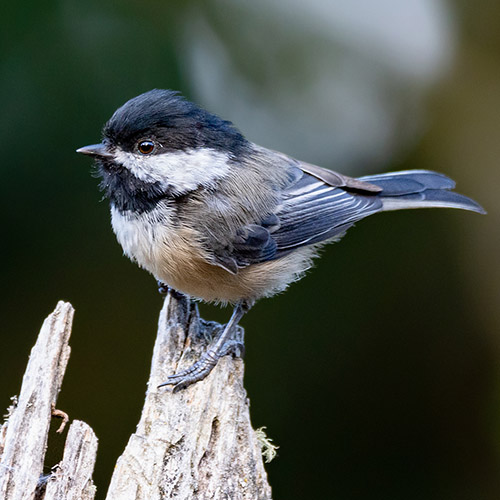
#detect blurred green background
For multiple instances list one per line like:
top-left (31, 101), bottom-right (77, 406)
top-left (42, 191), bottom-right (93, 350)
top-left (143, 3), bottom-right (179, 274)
top-left (1, 0), bottom-right (499, 498)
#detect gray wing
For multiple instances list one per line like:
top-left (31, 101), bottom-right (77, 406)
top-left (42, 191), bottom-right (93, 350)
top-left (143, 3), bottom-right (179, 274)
top-left (213, 167), bottom-right (382, 272)
top-left (272, 170), bottom-right (382, 253)
top-left (212, 158), bottom-right (484, 273)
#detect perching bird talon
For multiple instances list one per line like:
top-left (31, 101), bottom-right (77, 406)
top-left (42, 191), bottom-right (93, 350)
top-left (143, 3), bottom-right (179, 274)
top-left (158, 301), bottom-right (251, 391)
top-left (159, 338), bottom-right (246, 391)
top-left (160, 353), bottom-right (220, 392)
top-left (220, 339), bottom-right (245, 359)
top-left (157, 281), bottom-right (186, 300)
top-left (157, 280), bottom-right (169, 295)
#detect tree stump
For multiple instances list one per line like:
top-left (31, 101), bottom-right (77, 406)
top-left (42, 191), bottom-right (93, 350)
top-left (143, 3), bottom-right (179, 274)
top-left (0, 294), bottom-right (273, 500)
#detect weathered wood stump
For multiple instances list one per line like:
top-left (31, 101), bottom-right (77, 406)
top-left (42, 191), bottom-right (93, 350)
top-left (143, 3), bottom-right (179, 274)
top-left (0, 294), bottom-right (273, 500)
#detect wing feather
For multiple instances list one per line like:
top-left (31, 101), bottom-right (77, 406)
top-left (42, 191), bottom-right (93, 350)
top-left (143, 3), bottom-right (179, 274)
top-left (209, 153), bottom-right (483, 274)
top-left (271, 171), bottom-right (382, 251)
top-left (216, 169), bottom-right (382, 269)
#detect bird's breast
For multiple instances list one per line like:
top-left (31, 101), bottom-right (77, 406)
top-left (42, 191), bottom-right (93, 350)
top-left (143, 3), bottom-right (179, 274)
top-left (109, 205), bottom-right (233, 301)
top-left (111, 204), bottom-right (203, 283)
top-left (110, 204), bottom-right (316, 303)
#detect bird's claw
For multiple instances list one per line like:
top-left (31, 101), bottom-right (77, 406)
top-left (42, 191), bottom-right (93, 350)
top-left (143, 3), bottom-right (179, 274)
top-left (159, 356), bottom-right (217, 392)
top-left (220, 339), bottom-right (245, 359)
top-left (157, 281), bottom-right (186, 300)
top-left (158, 340), bottom-right (245, 392)
top-left (157, 281), bottom-right (170, 296)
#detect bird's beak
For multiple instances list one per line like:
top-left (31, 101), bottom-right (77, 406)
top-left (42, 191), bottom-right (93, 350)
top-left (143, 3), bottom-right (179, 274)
top-left (76, 143), bottom-right (113, 158)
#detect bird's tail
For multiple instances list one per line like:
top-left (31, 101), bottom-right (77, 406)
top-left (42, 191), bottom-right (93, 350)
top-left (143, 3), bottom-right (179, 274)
top-left (359, 170), bottom-right (485, 214)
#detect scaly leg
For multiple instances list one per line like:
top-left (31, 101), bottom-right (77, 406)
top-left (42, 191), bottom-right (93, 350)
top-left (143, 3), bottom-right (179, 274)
top-left (159, 300), bottom-right (253, 392)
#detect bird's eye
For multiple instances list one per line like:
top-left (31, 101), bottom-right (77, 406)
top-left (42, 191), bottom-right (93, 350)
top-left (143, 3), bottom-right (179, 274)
top-left (137, 140), bottom-right (155, 155)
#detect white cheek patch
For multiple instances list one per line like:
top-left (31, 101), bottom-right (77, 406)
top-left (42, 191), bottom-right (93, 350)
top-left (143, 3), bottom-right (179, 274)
top-left (113, 148), bottom-right (231, 194)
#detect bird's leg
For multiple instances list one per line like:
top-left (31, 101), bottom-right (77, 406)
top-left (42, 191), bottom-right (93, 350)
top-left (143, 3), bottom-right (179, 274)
top-left (159, 299), bottom-right (253, 392)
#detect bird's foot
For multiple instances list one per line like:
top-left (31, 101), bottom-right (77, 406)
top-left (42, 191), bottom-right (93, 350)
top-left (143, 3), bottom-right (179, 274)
top-left (157, 281), bottom-right (169, 295)
top-left (157, 281), bottom-right (185, 300)
top-left (159, 300), bottom-right (250, 392)
top-left (159, 337), bottom-right (244, 393)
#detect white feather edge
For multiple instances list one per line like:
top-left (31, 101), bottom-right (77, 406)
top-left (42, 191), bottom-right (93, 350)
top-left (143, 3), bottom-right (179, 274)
top-left (360, 169), bottom-right (448, 178)
top-left (381, 199), bottom-right (483, 213)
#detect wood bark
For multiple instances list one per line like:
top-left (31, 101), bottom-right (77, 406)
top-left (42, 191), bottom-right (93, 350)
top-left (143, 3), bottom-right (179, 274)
top-left (0, 301), bottom-right (77, 500)
top-left (105, 292), bottom-right (272, 499)
top-left (43, 420), bottom-right (98, 500)
top-left (0, 294), bottom-right (273, 500)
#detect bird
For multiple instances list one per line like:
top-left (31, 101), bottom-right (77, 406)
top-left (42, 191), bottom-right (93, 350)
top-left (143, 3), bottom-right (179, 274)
top-left (77, 89), bottom-right (485, 391)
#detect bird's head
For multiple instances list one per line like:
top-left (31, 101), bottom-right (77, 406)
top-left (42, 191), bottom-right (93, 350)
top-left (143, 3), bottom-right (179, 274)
top-left (77, 89), bottom-right (249, 209)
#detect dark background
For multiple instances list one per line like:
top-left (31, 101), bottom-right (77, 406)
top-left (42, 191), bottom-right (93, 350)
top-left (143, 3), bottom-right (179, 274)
top-left (1, 1), bottom-right (499, 499)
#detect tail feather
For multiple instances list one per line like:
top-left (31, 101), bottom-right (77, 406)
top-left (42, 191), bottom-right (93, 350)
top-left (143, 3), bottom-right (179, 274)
top-left (360, 170), bottom-right (485, 214)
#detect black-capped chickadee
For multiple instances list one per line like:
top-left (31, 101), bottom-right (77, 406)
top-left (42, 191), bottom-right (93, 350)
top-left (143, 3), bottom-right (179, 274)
top-left (77, 89), bottom-right (484, 391)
